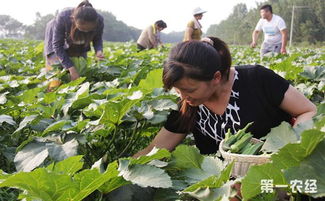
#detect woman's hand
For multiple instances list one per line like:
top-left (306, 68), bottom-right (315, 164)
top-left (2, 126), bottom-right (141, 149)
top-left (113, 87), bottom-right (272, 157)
top-left (96, 50), bottom-right (105, 60)
top-left (230, 183), bottom-right (242, 201)
top-left (250, 41), bottom-right (257, 48)
top-left (68, 66), bottom-right (80, 81)
top-left (280, 85), bottom-right (317, 126)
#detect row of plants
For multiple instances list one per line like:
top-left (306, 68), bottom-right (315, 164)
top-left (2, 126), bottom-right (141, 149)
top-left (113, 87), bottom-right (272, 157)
top-left (0, 118), bottom-right (324, 201)
top-left (0, 39), bottom-right (324, 200)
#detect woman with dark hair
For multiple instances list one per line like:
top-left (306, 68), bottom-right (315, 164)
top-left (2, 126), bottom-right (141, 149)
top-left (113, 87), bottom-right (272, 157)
top-left (44, 0), bottom-right (104, 81)
top-left (137, 20), bottom-right (167, 51)
top-left (183, 7), bottom-right (206, 41)
top-left (134, 37), bottom-right (316, 157)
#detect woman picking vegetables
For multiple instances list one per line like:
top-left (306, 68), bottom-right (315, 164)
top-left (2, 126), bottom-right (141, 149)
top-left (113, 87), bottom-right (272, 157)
top-left (134, 36), bottom-right (316, 157)
top-left (44, 0), bottom-right (104, 82)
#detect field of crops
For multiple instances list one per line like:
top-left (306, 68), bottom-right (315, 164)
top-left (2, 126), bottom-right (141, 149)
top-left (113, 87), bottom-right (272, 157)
top-left (0, 39), bottom-right (324, 201)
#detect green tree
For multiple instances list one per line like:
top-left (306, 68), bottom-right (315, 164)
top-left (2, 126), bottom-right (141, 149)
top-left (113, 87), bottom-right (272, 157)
top-left (206, 0), bottom-right (325, 45)
top-left (0, 15), bottom-right (24, 38)
top-left (24, 12), bottom-right (55, 40)
top-left (98, 10), bottom-right (140, 42)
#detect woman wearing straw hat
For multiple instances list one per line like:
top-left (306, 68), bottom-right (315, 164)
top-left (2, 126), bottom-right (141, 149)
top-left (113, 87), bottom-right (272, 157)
top-left (183, 7), bottom-right (206, 41)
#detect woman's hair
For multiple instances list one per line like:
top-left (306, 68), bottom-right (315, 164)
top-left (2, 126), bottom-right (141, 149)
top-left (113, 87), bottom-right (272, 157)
top-left (155, 20), bottom-right (167, 29)
top-left (70, 0), bottom-right (98, 46)
top-left (163, 37), bottom-right (232, 131)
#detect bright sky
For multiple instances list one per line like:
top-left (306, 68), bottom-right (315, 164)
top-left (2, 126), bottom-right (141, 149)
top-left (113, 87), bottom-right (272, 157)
top-left (0, 0), bottom-right (265, 33)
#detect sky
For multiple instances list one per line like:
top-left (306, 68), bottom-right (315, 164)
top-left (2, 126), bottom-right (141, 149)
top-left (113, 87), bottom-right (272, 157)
top-left (0, 0), bottom-right (266, 33)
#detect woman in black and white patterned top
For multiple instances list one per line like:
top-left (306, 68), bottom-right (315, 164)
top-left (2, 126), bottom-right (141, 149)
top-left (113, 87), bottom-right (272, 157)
top-left (134, 37), bottom-right (316, 156)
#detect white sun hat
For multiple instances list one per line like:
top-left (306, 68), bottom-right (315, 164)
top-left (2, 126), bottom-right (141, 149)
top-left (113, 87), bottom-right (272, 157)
top-left (192, 7), bottom-right (207, 15)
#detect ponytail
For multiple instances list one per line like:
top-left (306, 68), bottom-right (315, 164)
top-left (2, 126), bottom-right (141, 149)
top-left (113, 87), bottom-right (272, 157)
top-left (178, 100), bottom-right (198, 132)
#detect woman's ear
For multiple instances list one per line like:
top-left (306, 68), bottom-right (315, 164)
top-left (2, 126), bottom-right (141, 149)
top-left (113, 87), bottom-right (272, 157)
top-left (212, 71), bottom-right (222, 83)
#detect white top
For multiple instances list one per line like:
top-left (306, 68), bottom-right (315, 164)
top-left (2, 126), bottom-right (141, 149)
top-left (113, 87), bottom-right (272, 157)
top-left (137, 25), bottom-right (161, 49)
top-left (255, 14), bottom-right (286, 45)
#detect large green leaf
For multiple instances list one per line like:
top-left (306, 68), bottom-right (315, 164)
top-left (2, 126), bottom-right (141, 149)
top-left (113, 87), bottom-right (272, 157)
top-left (241, 163), bottom-right (286, 201)
top-left (15, 139), bottom-right (79, 172)
top-left (0, 91), bottom-right (8, 104)
top-left (270, 54), bottom-right (303, 80)
top-left (150, 99), bottom-right (178, 111)
top-left (58, 169), bottom-right (109, 201)
top-left (46, 155), bottom-right (84, 175)
top-left (131, 147), bottom-right (171, 165)
top-left (127, 90), bottom-right (143, 100)
top-left (170, 145), bottom-right (204, 169)
top-left (284, 139), bottom-right (325, 198)
top-left (99, 161), bottom-right (130, 194)
top-left (242, 129), bottom-right (325, 200)
top-left (46, 139), bottom-right (78, 161)
top-left (70, 57), bottom-right (88, 76)
top-left (181, 156), bottom-right (226, 184)
top-left (300, 66), bottom-right (325, 81)
top-left (183, 162), bottom-right (233, 192)
top-left (18, 87), bottom-right (42, 104)
top-left (138, 68), bottom-right (163, 91)
top-left (261, 122), bottom-right (298, 153)
top-left (42, 120), bottom-right (73, 136)
top-left (14, 142), bottom-right (49, 172)
top-left (182, 163), bottom-right (234, 201)
top-left (99, 176), bottom-right (130, 194)
top-left (57, 77), bottom-right (86, 93)
top-left (61, 82), bottom-right (90, 116)
top-left (83, 100), bottom-right (106, 118)
top-left (183, 181), bottom-right (233, 201)
top-left (0, 114), bottom-right (16, 126)
top-left (154, 188), bottom-right (181, 201)
top-left (100, 99), bottom-right (139, 125)
top-left (30, 118), bottom-right (55, 132)
top-left (118, 159), bottom-right (172, 188)
top-left (14, 114), bottom-right (38, 133)
top-left (75, 82), bottom-right (90, 99)
top-left (0, 168), bottom-right (72, 201)
top-left (271, 129), bottom-right (324, 169)
top-left (1, 157), bottom-right (122, 201)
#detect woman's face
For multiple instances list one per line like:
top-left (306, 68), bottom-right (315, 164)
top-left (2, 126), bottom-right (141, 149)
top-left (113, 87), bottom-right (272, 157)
top-left (157, 27), bottom-right (165, 32)
top-left (195, 14), bottom-right (203, 20)
top-left (173, 77), bottom-right (217, 106)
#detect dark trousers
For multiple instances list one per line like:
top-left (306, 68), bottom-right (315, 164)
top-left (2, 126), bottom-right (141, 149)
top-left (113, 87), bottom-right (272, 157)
top-left (137, 44), bottom-right (146, 51)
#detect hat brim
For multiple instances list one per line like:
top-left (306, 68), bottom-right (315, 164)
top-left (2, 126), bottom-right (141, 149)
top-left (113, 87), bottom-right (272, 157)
top-left (193, 11), bottom-right (207, 15)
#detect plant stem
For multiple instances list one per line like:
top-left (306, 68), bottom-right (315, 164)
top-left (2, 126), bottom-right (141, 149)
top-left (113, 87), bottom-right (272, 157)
top-left (117, 120), bottom-right (139, 158)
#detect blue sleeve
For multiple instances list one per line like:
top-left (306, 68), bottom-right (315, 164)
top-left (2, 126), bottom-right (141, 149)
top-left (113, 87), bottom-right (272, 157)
top-left (52, 12), bottom-right (74, 69)
top-left (92, 15), bottom-right (104, 52)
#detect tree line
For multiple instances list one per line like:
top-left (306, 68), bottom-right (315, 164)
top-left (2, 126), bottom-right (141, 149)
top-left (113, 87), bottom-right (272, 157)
top-left (206, 0), bottom-right (325, 45)
top-left (1, 0), bottom-right (323, 45)
top-left (0, 10), bottom-right (184, 43)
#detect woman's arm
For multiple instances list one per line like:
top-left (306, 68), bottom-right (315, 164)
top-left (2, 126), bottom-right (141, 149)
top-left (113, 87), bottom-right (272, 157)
top-left (280, 85), bottom-right (317, 126)
top-left (52, 12), bottom-right (74, 69)
top-left (133, 127), bottom-right (186, 158)
top-left (93, 16), bottom-right (104, 56)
